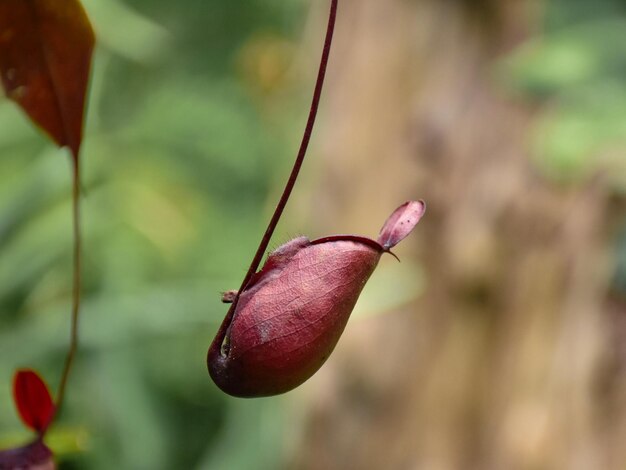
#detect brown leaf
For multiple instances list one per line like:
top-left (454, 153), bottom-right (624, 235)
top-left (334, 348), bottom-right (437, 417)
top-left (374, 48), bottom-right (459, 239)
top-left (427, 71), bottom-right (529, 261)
top-left (0, 0), bottom-right (95, 159)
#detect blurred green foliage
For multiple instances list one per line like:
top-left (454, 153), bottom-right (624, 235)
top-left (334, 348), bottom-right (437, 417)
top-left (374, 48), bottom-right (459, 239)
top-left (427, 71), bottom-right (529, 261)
top-left (503, 0), bottom-right (626, 186)
top-left (0, 0), bottom-right (308, 468)
top-left (503, 0), bottom-right (626, 299)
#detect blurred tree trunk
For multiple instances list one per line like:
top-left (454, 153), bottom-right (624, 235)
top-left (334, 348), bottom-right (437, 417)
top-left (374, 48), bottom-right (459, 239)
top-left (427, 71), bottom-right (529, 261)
top-left (287, 0), bottom-right (625, 469)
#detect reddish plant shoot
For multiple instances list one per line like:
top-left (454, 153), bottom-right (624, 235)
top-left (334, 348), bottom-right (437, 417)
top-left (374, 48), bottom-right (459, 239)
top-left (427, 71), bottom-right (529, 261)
top-left (0, 0), bottom-right (95, 420)
top-left (0, 1), bottom-right (94, 465)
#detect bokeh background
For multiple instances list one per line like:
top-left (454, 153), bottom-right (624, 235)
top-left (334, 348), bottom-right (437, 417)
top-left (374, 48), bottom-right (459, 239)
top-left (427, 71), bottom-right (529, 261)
top-left (1, 0), bottom-right (626, 468)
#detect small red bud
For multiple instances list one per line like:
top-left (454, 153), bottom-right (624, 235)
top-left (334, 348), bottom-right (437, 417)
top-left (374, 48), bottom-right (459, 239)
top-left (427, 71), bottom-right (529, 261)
top-left (208, 201), bottom-right (425, 397)
top-left (1, 371), bottom-right (56, 468)
top-left (13, 370), bottom-right (56, 434)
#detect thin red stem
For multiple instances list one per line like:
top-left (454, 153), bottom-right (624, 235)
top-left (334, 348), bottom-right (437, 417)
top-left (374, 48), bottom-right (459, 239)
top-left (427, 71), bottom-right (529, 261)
top-left (56, 155), bottom-right (81, 412)
top-left (236, 0), bottom-right (338, 300)
top-left (208, 0), bottom-right (339, 362)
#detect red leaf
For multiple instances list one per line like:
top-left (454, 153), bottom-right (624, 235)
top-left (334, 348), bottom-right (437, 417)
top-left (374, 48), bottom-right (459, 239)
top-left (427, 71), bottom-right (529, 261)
top-left (0, 0), bottom-right (95, 159)
top-left (0, 438), bottom-right (54, 470)
top-left (377, 200), bottom-right (426, 250)
top-left (13, 370), bottom-right (56, 434)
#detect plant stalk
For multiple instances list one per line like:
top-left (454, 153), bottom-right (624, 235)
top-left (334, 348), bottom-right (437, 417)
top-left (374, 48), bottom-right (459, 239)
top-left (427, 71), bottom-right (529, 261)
top-left (236, 0), bottom-right (338, 302)
top-left (56, 155), bottom-right (82, 412)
